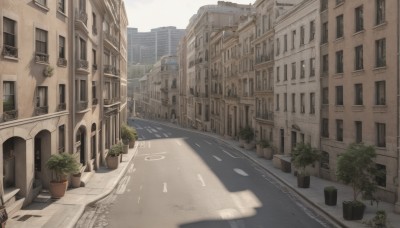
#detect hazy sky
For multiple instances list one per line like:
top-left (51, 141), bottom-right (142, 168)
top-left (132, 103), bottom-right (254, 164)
top-left (125, 0), bottom-right (254, 32)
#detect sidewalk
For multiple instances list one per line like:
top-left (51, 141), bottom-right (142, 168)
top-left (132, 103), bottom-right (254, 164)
top-left (155, 119), bottom-right (400, 228)
top-left (6, 144), bottom-right (138, 228)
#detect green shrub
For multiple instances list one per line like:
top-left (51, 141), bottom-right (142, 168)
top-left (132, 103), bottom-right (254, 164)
top-left (108, 143), bottom-right (123, 157)
top-left (238, 126), bottom-right (254, 143)
top-left (291, 142), bottom-right (320, 176)
top-left (46, 153), bottom-right (80, 182)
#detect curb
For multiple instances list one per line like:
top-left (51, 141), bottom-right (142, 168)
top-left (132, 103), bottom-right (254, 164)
top-left (141, 119), bottom-right (347, 228)
top-left (67, 143), bottom-right (139, 228)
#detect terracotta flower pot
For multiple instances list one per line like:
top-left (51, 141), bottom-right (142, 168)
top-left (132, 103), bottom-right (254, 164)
top-left (49, 180), bottom-right (68, 198)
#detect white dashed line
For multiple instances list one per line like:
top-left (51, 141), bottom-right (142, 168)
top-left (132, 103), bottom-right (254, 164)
top-left (204, 140), bottom-right (212, 145)
top-left (163, 133), bottom-right (169, 137)
top-left (163, 182), bottom-right (168, 193)
top-left (195, 143), bottom-right (201, 148)
top-left (197, 174), bottom-right (206, 187)
top-left (213, 155), bottom-right (222, 162)
top-left (137, 196), bottom-right (141, 204)
top-left (176, 141), bottom-right (182, 146)
top-left (155, 134), bottom-right (161, 138)
top-left (234, 168), bottom-right (249, 177)
top-left (222, 149), bottom-right (240, 158)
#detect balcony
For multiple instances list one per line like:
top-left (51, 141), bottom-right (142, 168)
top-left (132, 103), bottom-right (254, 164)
top-left (35, 106), bottom-right (48, 116)
top-left (2, 110), bottom-right (18, 122)
top-left (76, 59), bottom-right (89, 73)
top-left (35, 52), bottom-right (49, 63)
top-left (2, 45), bottom-right (18, 58)
top-left (160, 87), bottom-right (168, 93)
top-left (256, 111), bottom-right (274, 122)
top-left (76, 10), bottom-right (88, 25)
top-left (104, 65), bottom-right (118, 76)
top-left (76, 101), bottom-right (88, 111)
top-left (92, 98), bottom-right (98, 105)
top-left (58, 103), bottom-right (66, 111)
top-left (105, 33), bottom-right (118, 49)
top-left (57, 58), bottom-right (67, 67)
top-left (104, 97), bottom-right (120, 106)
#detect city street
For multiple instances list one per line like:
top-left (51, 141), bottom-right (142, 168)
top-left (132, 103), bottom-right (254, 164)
top-left (78, 119), bottom-right (333, 228)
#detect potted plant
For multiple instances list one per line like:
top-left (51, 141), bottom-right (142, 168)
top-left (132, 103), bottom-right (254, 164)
top-left (291, 142), bottom-right (320, 188)
top-left (337, 143), bottom-right (379, 220)
top-left (129, 127), bottom-right (138, 148)
top-left (238, 126), bottom-right (255, 150)
top-left (121, 124), bottom-right (134, 154)
top-left (46, 153), bottom-right (80, 198)
top-left (324, 186), bottom-right (337, 206)
top-left (262, 141), bottom-right (273, 160)
top-left (106, 143), bottom-right (123, 169)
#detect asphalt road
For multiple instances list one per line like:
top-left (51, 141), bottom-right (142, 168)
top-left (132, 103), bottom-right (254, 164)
top-left (78, 119), bottom-right (333, 228)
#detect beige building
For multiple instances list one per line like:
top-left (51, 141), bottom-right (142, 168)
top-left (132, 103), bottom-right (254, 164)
top-left (319, 0), bottom-right (399, 206)
top-left (273, 0), bottom-right (320, 174)
top-left (0, 0), bottom-right (127, 212)
top-left (159, 56), bottom-right (179, 122)
top-left (210, 30), bottom-right (224, 134)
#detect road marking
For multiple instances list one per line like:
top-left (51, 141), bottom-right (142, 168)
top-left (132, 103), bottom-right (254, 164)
top-left (128, 164), bottom-right (135, 173)
top-left (234, 168), bottom-right (249, 177)
top-left (213, 155), bottom-right (222, 162)
top-left (176, 141), bottom-right (182, 146)
top-left (146, 129), bottom-right (152, 133)
top-left (137, 196), bottom-right (141, 204)
top-left (163, 182), bottom-right (168, 193)
top-left (163, 133), bottom-right (169, 137)
top-left (155, 134), bottom-right (161, 138)
top-left (204, 140), bottom-right (212, 145)
top-left (152, 129), bottom-right (158, 133)
top-left (137, 151), bottom-right (167, 156)
top-left (116, 176), bottom-right (131, 194)
top-left (157, 127), bottom-right (163, 130)
top-left (222, 149), bottom-right (240, 158)
top-left (197, 174), bottom-right (206, 187)
top-left (195, 143), bottom-right (201, 148)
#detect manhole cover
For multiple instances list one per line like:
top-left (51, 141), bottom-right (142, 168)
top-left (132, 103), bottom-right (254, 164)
top-left (144, 155), bottom-right (165, 161)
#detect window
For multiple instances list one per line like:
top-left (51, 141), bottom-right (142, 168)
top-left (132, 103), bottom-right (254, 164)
top-left (336, 119), bottom-right (343, 141)
top-left (336, 86), bottom-right (343, 105)
top-left (310, 58), bottom-right (315, 77)
top-left (376, 0), bottom-right (385, 25)
top-left (35, 28), bottom-right (48, 62)
top-left (3, 17), bottom-right (17, 58)
top-left (354, 84), bottom-right (363, 105)
top-left (59, 84), bottom-right (65, 105)
top-left (336, 0), bottom-right (344, 5)
top-left (80, 80), bottom-right (87, 101)
top-left (80, 38), bottom-right (87, 60)
top-left (276, 94), bottom-right (280, 111)
top-left (322, 54), bottom-right (329, 74)
top-left (58, 125), bottom-right (65, 153)
top-left (59, 36), bottom-right (65, 59)
top-left (336, 50), bottom-right (343, 73)
top-left (292, 93), bottom-right (296, 113)
top-left (300, 93), bottom-right (305, 113)
top-left (58, 0), bottom-right (65, 13)
top-left (35, 0), bottom-right (47, 7)
top-left (355, 6), bottom-right (364, 32)
top-left (336, 15), bottom-right (344, 38)
top-left (92, 49), bottom-right (97, 68)
top-left (376, 123), bottom-right (386, 147)
top-left (3, 81), bottom-right (15, 111)
top-left (375, 81), bottom-right (386, 105)
top-left (276, 66), bottom-right (280, 82)
top-left (300, 60), bottom-right (305, 79)
top-left (79, 0), bottom-right (86, 11)
top-left (92, 12), bottom-right (97, 35)
top-left (36, 86), bottom-right (48, 108)
top-left (92, 81), bottom-right (97, 99)
top-left (276, 38), bottom-right (280, 55)
top-left (322, 118), bottom-right (329, 137)
top-left (355, 121), bottom-right (362, 143)
top-left (284, 34), bottom-right (287, 52)
top-left (376, 38), bottom-right (386, 67)
top-left (310, 93), bottom-right (315, 114)
top-left (322, 87), bottom-right (329, 104)
top-left (284, 64), bottom-right (288, 81)
top-left (309, 21), bottom-right (315, 41)
top-left (321, 0), bottom-right (328, 11)
top-left (291, 62), bottom-right (296, 80)
top-left (300, 26), bottom-right (305, 45)
top-left (322, 22), bottom-right (328, 44)
top-left (284, 93), bottom-right (287, 111)
top-left (376, 164), bottom-right (386, 187)
top-left (291, 30), bottom-right (296, 49)
top-left (355, 45), bottom-right (363, 70)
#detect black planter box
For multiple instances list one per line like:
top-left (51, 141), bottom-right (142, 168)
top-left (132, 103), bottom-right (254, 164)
top-left (342, 201), bottom-right (365, 220)
top-left (297, 175), bottom-right (310, 188)
top-left (324, 187), bottom-right (337, 206)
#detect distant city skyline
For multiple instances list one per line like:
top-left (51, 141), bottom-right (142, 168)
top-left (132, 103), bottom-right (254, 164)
top-left (125, 0), bottom-right (253, 32)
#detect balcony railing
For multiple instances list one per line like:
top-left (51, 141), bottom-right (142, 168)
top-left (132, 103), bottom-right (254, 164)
top-left (104, 98), bottom-right (119, 105)
top-left (77, 59), bottom-right (89, 69)
top-left (106, 33), bottom-right (118, 47)
top-left (92, 64), bottom-right (98, 71)
top-left (92, 98), bottom-right (98, 105)
top-left (57, 58), bottom-right (67, 67)
top-left (76, 101), bottom-right (88, 111)
top-left (3, 110), bottom-right (18, 122)
top-left (58, 103), bottom-right (66, 111)
top-left (104, 65), bottom-right (117, 75)
top-left (35, 106), bottom-right (48, 116)
top-left (76, 10), bottom-right (88, 25)
top-left (35, 52), bottom-right (49, 63)
top-left (2, 45), bottom-right (18, 58)
top-left (256, 112), bottom-right (274, 121)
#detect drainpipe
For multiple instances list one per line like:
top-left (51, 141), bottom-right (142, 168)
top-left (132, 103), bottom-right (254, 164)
top-left (396, 0), bottom-right (400, 213)
top-left (71, 0), bottom-right (76, 154)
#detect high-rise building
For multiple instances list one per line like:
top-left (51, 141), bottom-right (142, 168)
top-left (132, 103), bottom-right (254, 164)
top-left (127, 27), bottom-right (185, 65)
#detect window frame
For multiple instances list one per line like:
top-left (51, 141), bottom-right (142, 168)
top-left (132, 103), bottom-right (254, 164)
top-left (355, 5), bottom-right (364, 32)
top-left (336, 50), bottom-right (344, 74)
top-left (375, 38), bottom-right (386, 68)
top-left (376, 122), bottom-right (386, 147)
top-left (336, 85), bottom-right (343, 106)
top-left (336, 14), bottom-right (344, 38)
top-left (3, 81), bottom-right (16, 111)
top-left (355, 45), bottom-right (363, 70)
top-left (354, 83), bottom-right (363, 105)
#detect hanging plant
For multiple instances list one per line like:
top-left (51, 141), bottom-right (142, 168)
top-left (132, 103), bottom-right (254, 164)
top-left (43, 65), bottom-right (54, 77)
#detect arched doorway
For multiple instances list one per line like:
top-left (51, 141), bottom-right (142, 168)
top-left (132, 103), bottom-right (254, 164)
top-left (76, 127), bottom-right (86, 165)
top-left (2, 137), bottom-right (26, 191)
top-left (34, 130), bottom-right (51, 188)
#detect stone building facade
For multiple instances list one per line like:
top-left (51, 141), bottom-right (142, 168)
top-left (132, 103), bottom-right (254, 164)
top-left (0, 0), bottom-right (127, 211)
